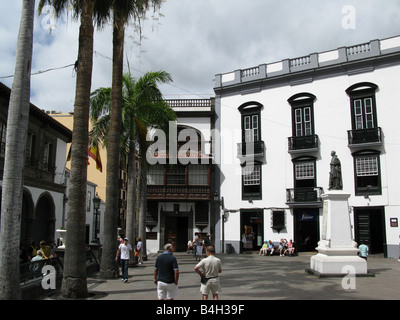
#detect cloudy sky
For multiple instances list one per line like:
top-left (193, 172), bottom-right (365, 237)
top-left (1, 0), bottom-right (400, 113)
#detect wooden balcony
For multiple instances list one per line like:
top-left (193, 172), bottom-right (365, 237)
top-left (147, 185), bottom-right (211, 200)
top-left (288, 134), bottom-right (319, 153)
top-left (286, 187), bottom-right (323, 207)
top-left (348, 127), bottom-right (382, 147)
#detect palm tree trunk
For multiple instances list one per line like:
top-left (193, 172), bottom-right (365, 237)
top-left (138, 141), bottom-right (148, 260)
top-left (99, 11), bottom-right (126, 279)
top-left (125, 140), bottom-right (137, 254)
top-left (0, 0), bottom-right (35, 300)
top-left (61, 0), bottom-right (95, 299)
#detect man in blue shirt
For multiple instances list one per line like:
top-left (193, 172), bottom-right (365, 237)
top-left (358, 241), bottom-right (369, 260)
top-left (154, 243), bottom-right (179, 300)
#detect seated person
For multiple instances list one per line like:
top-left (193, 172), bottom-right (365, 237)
top-left (259, 241), bottom-right (268, 256)
top-left (284, 239), bottom-right (295, 256)
top-left (187, 239), bottom-right (193, 254)
top-left (266, 240), bottom-right (275, 255)
top-left (39, 240), bottom-right (52, 260)
top-left (279, 239), bottom-right (287, 256)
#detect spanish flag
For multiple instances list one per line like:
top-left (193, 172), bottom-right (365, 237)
top-left (88, 144), bottom-right (103, 172)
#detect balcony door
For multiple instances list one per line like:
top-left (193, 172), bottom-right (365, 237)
top-left (353, 97), bottom-right (375, 130)
top-left (346, 82), bottom-right (380, 145)
top-left (238, 101), bottom-right (263, 157)
top-left (287, 93), bottom-right (317, 151)
top-left (243, 114), bottom-right (259, 143)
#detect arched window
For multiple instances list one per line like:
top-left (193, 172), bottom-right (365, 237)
top-left (237, 102), bottom-right (264, 158)
top-left (346, 82), bottom-right (379, 130)
top-left (287, 93), bottom-right (318, 152)
top-left (346, 82), bottom-right (381, 146)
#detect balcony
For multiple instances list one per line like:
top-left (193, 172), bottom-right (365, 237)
top-left (288, 135), bottom-right (319, 153)
top-left (237, 141), bottom-right (265, 158)
top-left (147, 185), bottom-right (210, 200)
top-left (286, 187), bottom-right (324, 207)
top-left (348, 127), bottom-right (382, 147)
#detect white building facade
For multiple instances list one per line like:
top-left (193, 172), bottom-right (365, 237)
top-left (213, 35), bottom-right (400, 258)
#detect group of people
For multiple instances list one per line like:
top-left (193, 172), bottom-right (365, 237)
top-left (259, 239), bottom-right (295, 256)
top-left (115, 235), bottom-right (143, 283)
top-left (154, 243), bottom-right (222, 300)
top-left (27, 241), bottom-right (54, 278)
top-left (187, 233), bottom-right (211, 261)
top-left (116, 234), bottom-right (222, 300)
top-left (20, 240), bottom-right (54, 264)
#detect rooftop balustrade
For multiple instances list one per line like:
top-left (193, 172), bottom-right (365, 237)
top-left (215, 35), bottom-right (400, 89)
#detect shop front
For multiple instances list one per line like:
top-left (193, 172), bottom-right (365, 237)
top-left (240, 209), bottom-right (264, 253)
top-left (294, 208), bottom-right (319, 252)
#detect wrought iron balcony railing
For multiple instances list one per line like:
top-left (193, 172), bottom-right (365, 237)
top-left (288, 134), bottom-right (319, 153)
top-left (347, 127), bottom-right (382, 147)
top-left (237, 141), bottom-right (265, 158)
top-left (286, 187), bottom-right (323, 206)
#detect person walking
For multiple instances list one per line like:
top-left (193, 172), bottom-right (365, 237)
top-left (115, 238), bottom-right (132, 283)
top-left (154, 243), bottom-right (179, 300)
top-left (194, 246), bottom-right (222, 300)
top-left (136, 237), bottom-right (143, 265)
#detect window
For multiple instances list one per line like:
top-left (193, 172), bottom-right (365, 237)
top-left (287, 93), bottom-right (318, 152)
top-left (243, 165), bottom-right (261, 185)
top-left (42, 141), bottom-right (54, 171)
top-left (295, 162), bottom-right (315, 181)
top-left (238, 102), bottom-right (264, 157)
top-left (288, 93), bottom-right (316, 137)
top-left (244, 114), bottom-right (259, 143)
top-left (188, 164), bottom-right (208, 185)
top-left (147, 165), bottom-right (164, 185)
top-left (166, 165), bottom-right (186, 185)
top-left (346, 82), bottom-right (379, 131)
top-left (354, 98), bottom-right (374, 129)
top-left (26, 133), bottom-right (36, 166)
top-left (293, 157), bottom-right (317, 188)
top-left (353, 151), bottom-right (381, 195)
top-left (242, 162), bottom-right (262, 200)
top-left (271, 210), bottom-right (286, 233)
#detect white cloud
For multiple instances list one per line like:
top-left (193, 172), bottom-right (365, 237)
top-left (1, 0), bottom-right (400, 112)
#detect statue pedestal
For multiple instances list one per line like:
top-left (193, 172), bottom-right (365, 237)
top-left (308, 191), bottom-right (368, 276)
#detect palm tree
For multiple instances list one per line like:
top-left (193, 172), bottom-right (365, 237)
top-left (132, 71), bottom-right (175, 260)
top-left (99, 0), bottom-right (164, 279)
top-left (90, 71), bottom-right (175, 261)
top-left (0, 0), bottom-right (36, 300)
top-left (38, 0), bottom-right (111, 298)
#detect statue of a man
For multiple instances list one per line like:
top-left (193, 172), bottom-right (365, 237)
top-left (328, 150), bottom-right (342, 190)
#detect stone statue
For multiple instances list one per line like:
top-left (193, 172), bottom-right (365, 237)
top-left (328, 150), bottom-right (342, 190)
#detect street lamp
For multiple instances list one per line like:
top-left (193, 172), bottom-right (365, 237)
top-left (214, 192), bottom-right (227, 253)
top-left (93, 194), bottom-right (101, 243)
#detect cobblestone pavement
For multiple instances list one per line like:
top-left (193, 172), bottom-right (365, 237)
top-left (44, 251), bottom-right (400, 301)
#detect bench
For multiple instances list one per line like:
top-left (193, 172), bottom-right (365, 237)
top-left (259, 241), bottom-right (296, 256)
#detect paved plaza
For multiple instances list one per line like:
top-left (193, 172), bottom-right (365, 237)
top-left (43, 251), bottom-right (400, 301)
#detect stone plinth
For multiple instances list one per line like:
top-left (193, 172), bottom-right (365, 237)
top-left (309, 191), bottom-right (368, 276)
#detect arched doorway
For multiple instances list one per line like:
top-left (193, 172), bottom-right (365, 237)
top-left (32, 193), bottom-right (56, 245)
top-left (20, 189), bottom-right (35, 248)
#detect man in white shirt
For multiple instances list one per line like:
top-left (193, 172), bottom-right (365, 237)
top-left (115, 238), bottom-right (132, 282)
top-left (194, 246), bottom-right (222, 300)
